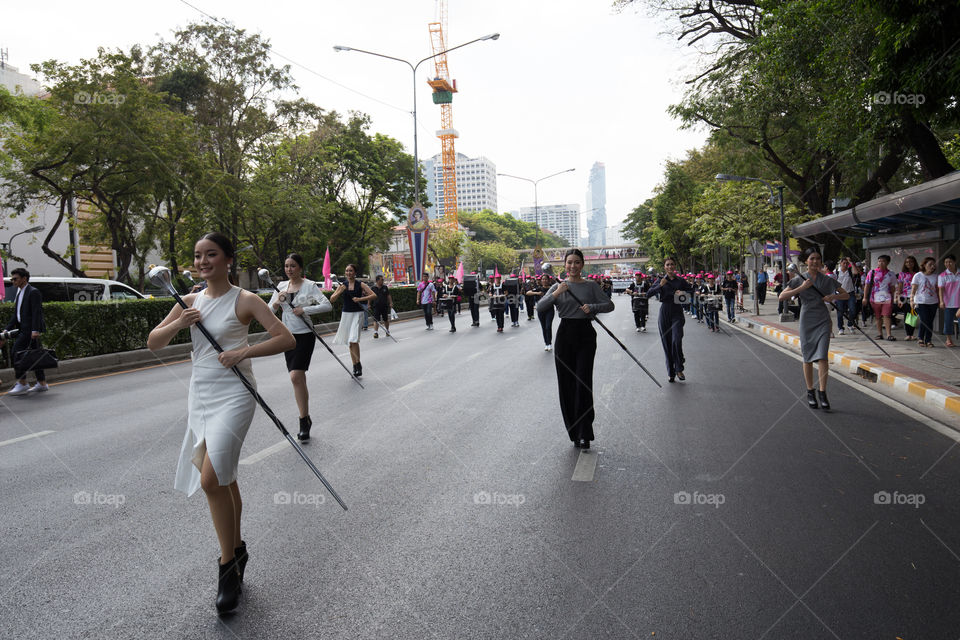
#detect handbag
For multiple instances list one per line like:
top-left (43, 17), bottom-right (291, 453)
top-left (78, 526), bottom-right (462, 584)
top-left (904, 310), bottom-right (918, 327)
top-left (14, 339), bottom-right (59, 370)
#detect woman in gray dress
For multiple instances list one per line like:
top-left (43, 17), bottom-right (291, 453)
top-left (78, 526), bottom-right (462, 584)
top-left (778, 247), bottom-right (849, 410)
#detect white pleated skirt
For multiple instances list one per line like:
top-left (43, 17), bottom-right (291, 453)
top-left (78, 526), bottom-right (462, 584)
top-left (333, 310), bottom-right (363, 345)
top-left (174, 361), bottom-right (256, 497)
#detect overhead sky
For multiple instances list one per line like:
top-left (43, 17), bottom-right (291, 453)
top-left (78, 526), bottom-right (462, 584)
top-left (3, 0), bottom-right (709, 240)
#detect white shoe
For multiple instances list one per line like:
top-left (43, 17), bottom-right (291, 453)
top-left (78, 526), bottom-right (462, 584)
top-left (838, 328), bottom-right (846, 335)
top-left (545, 344), bottom-right (552, 351)
top-left (30, 383), bottom-right (49, 393)
top-left (641, 327), bottom-right (646, 332)
top-left (8, 382), bottom-right (31, 396)
top-left (636, 327), bottom-right (641, 332)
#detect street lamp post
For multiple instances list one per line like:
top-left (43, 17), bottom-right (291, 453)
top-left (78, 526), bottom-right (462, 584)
top-left (498, 169), bottom-right (575, 273)
top-left (716, 174), bottom-right (789, 320)
top-left (2, 225), bottom-right (46, 275)
top-left (334, 33), bottom-right (500, 205)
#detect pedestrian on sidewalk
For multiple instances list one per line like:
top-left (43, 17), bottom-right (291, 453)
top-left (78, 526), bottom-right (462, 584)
top-left (897, 256), bottom-right (920, 341)
top-left (835, 258), bottom-right (856, 335)
top-left (648, 256), bottom-right (693, 382)
top-left (147, 232), bottom-right (296, 613)
top-left (535, 274), bottom-right (555, 350)
top-left (268, 253), bottom-right (333, 440)
top-left (863, 255), bottom-right (898, 341)
top-left (779, 247), bottom-right (849, 410)
top-left (537, 248), bottom-right (614, 449)
top-left (938, 254), bottom-right (960, 347)
top-left (369, 274), bottom-right (393, 339)
top-left (722, 271), bottom-right (737, 322)
top-left (911, 257), bottom-right (940, 348)
top-left (756, 267), bottom-right (768, 305)
top-left (416, 272), bottom-right (436, 331)
top-left (330, 264), bottom-right (377, 377)
top-left (1, 268), bottom-right (49, 395)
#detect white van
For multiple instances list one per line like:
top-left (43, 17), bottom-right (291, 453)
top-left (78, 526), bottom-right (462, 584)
top-left (2, 277), bottom-right (146, 303)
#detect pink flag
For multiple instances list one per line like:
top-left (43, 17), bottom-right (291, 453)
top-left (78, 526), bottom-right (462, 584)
top-left (455, 262), bottom-right (464, 283)
top-left (0, 259), bottom-right (5, 300)
top-left (322, 246), bottom-right (332, 289)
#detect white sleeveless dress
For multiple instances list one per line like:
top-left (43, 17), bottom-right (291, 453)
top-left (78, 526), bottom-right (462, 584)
top-left (174, 286), bottom-right (257, 496)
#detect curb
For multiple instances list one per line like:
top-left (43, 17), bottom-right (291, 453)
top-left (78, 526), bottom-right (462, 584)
top-left (734, 316), bottom-right (960, 421)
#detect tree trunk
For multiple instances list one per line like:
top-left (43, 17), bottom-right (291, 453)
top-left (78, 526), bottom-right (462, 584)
top-left (41, 196), bottom-right (87, 277)
top-left (902, 112), bottom-right (955, 180)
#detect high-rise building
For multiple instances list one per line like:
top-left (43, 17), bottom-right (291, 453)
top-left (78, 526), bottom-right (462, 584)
top-left (515, 204), bottom-right (580, 247)
top-left (586, 162), bottom-right (607, 246)
top-left (424, 152), bottom-right (497, 220)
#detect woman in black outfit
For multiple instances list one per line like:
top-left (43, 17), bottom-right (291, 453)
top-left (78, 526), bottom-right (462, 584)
top-left (647, 256), bottom-right (693, 382)
top-left (536, 249), bottom-right (614, 450)
top-left (535, 274), bottom-right (555, 351)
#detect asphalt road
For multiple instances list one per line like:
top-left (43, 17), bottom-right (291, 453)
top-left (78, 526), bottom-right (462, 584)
top-left (2, 298), bottom-right (960, 639)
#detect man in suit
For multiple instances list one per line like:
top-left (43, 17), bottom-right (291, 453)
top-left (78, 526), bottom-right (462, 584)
top-left (1, 268), bottom-right (48, 395)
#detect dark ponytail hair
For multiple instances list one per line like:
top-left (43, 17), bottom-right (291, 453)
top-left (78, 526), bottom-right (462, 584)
top-left (801, 246), bottom-right (822, 262)
top-left (286, 253), bottom-right (304, 271)
top-left (564, 248), bottom-right (584, 262)
top-left (199, 232), bottom-right (235, 259)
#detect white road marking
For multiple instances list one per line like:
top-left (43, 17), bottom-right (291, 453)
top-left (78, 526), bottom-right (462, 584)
top-left (467, 352), bottom-right (483, 361)
top-left (397, 379), bottom-right (424, 393)
top-left (239, 440), bottom-right (288, 465)
top-left (0, 430), bottom-right (56, 448)
top-left (600, 382), bottom-right (615, 400)
top-left (572, 451), bottom-right (598, 481)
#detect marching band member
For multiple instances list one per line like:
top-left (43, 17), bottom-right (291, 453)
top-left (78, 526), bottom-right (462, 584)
top-left (647, 256), bottom-right (693, 382)
top-left (489, 274), bottom-right (507, 332)
top-left (440, 274), bottom-right (461, 332)
top-left (625, 271), bottom-right (650, 332)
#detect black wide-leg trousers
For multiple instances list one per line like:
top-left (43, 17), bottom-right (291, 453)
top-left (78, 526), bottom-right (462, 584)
top-left (554, 319), bottom-right (597, 443)
top-left (658, 308), bottom-right (685, 376)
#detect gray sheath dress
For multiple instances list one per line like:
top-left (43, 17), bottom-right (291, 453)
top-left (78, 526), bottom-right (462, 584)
top-left (788, 273), bottom-right (841, 363)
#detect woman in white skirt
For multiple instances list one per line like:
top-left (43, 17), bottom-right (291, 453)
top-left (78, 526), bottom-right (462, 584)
top-left (329, 263), bottom-right (376, 377)
top-left (147, 232), bottom-right (295, 613)
top-left (268, 252), bottom-right (332, 441)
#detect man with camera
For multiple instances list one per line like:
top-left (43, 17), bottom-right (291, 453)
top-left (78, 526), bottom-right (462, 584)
top-left (1, 268), bottom-right (49, 395)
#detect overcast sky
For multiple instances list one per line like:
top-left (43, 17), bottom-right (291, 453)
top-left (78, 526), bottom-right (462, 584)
top-left (4, 0), bottom-right (708, 238)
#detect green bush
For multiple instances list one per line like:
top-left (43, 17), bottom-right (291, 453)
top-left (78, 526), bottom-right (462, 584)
top-left (0, 284), bottom-right (421, 362)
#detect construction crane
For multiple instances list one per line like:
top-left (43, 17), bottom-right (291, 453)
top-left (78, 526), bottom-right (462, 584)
top-left (427, 0), bottom-right (459, 227)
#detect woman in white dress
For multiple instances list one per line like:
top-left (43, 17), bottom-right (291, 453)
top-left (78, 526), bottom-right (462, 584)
top-left (329, 264), bottom-right (376, 377)
top-left (147, 232), bottom-right (295, 614)
top-left (268, 253), bottom-right (332, 441)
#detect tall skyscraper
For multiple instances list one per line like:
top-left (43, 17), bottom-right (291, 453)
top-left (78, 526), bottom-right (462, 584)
top-left (515, 204), bottom-right (580, 247)
top-left (586, 162), bottom-right (607, 246)
top-left (423, 152), bottom-right (498, 220)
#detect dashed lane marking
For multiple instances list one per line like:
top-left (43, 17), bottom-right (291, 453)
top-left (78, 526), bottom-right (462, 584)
top-left (572, 451), bottom-right (598, 481)
top-left (239, 440), bottom-right (288, 465)
top-left (0, 430), bottom-right (56, 448)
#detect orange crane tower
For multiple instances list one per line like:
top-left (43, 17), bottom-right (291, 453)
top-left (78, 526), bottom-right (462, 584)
top-left (427, 0), bottom-right (459, 227)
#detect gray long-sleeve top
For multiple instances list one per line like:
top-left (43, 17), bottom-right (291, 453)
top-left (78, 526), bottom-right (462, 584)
top-left (536, 280), bottom-right (615, 319)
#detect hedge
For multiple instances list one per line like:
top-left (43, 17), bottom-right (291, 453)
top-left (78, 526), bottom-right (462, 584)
top-left (0, 284), bottom-right (421, 362)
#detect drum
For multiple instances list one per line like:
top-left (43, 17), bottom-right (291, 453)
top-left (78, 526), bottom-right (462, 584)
top-left (489, 295), bottom-right (506, 311)
top-left (438, 297), bottom-right (453, 312)
top-left (631, 295), bottom-right (648, 312)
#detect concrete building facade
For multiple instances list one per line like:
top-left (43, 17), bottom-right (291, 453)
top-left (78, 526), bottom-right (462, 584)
top-left (424, 152), bottom-right (497, 219)
top-left (515, 204), bottom-right (581, 247)
top-left (586, 161), bottom-right (607, 246)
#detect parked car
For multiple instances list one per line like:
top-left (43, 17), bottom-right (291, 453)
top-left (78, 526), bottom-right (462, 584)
top-left (2, 277), bottom-right (146, 303)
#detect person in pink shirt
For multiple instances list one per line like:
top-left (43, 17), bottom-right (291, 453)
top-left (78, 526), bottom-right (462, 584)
top-left (896, 256), bottom-right (920, 341)
top-left (939, 254), bottom-right (960, 347)
top-left (861, 255), bottom-right (898, 341)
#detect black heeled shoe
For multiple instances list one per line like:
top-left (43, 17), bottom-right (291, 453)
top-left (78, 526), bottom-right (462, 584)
top-left (234, 541), bottom-right (248, 582)
top-left (817, 390), bottom-right (830, 411)
top-left (676, 371), bottom-right (685, 381)
top-left (355, 362), bottom-right (363, 378)
top-left (807, 389), bottom-right (819, 409)
top-left (297, 416), bottom-right (312, 441)
top-left (580, 440), bottom-right (590, 450)
top-left (215, 556), bottom-right (242, 613)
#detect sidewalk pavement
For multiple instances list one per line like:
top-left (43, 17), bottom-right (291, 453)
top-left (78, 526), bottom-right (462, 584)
top-left (729, 298), bottom-right (960, 424)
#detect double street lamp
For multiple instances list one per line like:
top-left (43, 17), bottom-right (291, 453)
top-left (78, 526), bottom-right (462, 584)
top-left (334, 33), bottom-right (500, 205)
top-left (498, 168), bottom-right (575, 251)
top-left (2, 225), bottom-right (46, 275)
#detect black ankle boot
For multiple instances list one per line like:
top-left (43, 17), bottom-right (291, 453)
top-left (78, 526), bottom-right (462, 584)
top-left (807, 389), bottom-right (819, 409)
top-left (355, 362), bottom-right (362, 377)
top-left (817, 390), bottom-right (830, 411)
top-left (298, 416), bottom-right (312, 441)
top-left (234, 541), bottom-right (248, 582)
top-left (352, 362), bottom-right (359, 376)
top-left (216, 556), bottom-right (241, 613)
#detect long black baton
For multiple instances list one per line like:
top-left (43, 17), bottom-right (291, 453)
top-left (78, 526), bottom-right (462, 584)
top-left (258, 269), bottom-right (365, 389)
top-left (563, 284), bottom-right (662, 388)
top-left (786, 264), bottom-right (891, 358)
top-left (150, 267), bottom-right (348, 510)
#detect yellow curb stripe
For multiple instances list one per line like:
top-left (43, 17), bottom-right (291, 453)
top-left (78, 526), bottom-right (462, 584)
top-left (945, 396), bottom-right (960, 414)
top-left (907, 381), bottom-right (938, 397)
